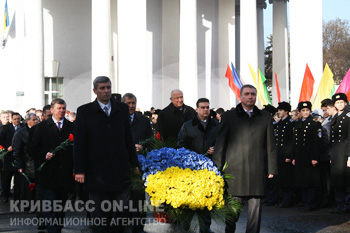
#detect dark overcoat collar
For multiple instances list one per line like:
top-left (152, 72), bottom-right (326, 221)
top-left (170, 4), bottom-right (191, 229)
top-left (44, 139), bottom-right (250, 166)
top-left (91, 98), bottom-right (121, 117)
top-left (236, 103), bottom-right (262, 117)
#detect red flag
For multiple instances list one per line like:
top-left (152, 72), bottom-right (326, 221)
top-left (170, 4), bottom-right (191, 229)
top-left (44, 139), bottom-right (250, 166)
top-left (299, 64), bottom-right (315, 102)
top-left (275, 73), bottom-right (281, 103)
top-left (225, 65), bottom-right (241, 101)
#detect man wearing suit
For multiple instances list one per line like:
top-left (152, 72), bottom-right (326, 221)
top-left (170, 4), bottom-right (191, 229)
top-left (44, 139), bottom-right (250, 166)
top-left (74, 76), bottom-right (139, 233)
top-left (157, 89), bottom-right (196, 141)
top-left (0, 112), bottom-right (22, 203)
top-left (177, 98), bottom-right (219, 233)
top-left (212, 84), bottom-right (277, 233)
top-left (122, 93), bottom-right (152, 233)
top-left (13, 113), bottom-right (38, 204)
top-left (30, 99), bottom-right (75, 233)
top-left (122, 93), bottom-right (153, 151)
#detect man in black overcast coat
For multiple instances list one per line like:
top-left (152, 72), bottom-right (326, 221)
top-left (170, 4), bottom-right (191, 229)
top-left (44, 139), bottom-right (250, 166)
top-left (30, 98), bottom-right (74, 233)
top-left (178, 97), bottom-right (219, 233)
top-left (213, 84), bottom-right (277, 233)
top-left (122, 92), bottom-right (152, 233)
top-left (0, 112), bottom-right (22, 203)
top-left (157, 89), bottom-right (196, 141)
top-left (74, 76), bottom-right (139, 233)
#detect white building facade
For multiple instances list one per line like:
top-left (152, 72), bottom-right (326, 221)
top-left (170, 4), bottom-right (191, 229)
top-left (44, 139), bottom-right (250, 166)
top-left (0, 0), bottom-right (322, 114)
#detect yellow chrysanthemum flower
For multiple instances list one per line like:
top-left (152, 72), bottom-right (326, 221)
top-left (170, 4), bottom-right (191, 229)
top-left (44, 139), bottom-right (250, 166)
top-left (145, 167), bottom-right (225, 210)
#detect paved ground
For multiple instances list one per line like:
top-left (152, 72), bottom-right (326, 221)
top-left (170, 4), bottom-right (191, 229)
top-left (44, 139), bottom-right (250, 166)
top-left (0, 200), bottom-right (349, 233)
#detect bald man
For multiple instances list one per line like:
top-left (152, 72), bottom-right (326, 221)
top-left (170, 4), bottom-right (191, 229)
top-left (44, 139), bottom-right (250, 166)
top-left (157, 89), bottom-right (196, 141)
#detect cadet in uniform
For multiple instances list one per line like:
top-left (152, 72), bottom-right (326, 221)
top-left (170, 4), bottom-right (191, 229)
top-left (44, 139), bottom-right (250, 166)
top-left (329, 93), bottom-right (350, 214)
top-left (275, 102), bottom-right (295, 207)
top-left (292, 101), bottom-right (322, 211)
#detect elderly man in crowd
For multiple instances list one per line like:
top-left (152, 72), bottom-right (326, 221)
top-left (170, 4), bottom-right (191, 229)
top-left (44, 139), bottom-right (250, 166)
top-left (122, 92), bottom-right (152, 233)
top-left (157, 89), bottom-right (196, 141)
top-left (0, 112), bottom-right (22, 203)
top-left (12, 113), bottom-right (38, 206)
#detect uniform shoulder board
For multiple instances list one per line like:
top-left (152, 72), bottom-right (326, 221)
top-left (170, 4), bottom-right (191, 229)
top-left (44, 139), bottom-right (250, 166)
top-left (318, 128), bottom-right (322, 138)
top-left (346, 112), bottom-right (350, 118)
top-left (290, 118), bottom-right (294, 122)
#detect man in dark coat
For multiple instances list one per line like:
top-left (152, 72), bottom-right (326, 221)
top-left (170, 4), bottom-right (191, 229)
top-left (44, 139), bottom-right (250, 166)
top-left (318, 99), bottom-right (334, 208)
top-left (178, 98), bottom-right (219, 233)
top-left (30, 98), bottom-right (74, 233)
top-left (275, 102), bottom-right (295, 207)
top-left (329, 93), bottom-right (350, 213)
top-left (212, 84), bottom-right (277, 233)
top-left (12, 113), bottom-right (38, 204)
top-left (0, 112), bottom-right (22, 203)
top-left (292, 101), bottom-right (322, 211)
top-left (122, 93), bottom-right (152, 233)
top-left (157, 89), bottom-right (196, 141)
top-left (74, 76), bottom-right (139, 233)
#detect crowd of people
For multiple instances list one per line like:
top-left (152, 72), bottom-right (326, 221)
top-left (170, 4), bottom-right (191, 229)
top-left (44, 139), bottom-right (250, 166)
top-left (0, 76), bottom-right (349, 233)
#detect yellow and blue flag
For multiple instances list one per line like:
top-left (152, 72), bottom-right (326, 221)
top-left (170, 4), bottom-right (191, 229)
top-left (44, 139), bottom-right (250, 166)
top-left (3, 0), bottom-right (9, 33)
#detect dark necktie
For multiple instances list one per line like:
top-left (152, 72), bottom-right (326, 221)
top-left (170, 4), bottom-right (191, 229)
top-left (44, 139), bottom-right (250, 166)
top-left (104, 106), bottom-right (109, 116)
top-left (57, 122), bottom-right (61, 131)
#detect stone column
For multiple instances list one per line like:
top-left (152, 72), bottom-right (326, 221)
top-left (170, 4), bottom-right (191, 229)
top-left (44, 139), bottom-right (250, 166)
top-left (240, 0), bottom-right (258, 87)
top-left (23, 0), bottom-right (44, 109)
top-left (218, 0), bottom-right (236, 109)
top-left (162, 0), bottom-right (180, 107)
top-left (179, 0), bottom-right (198, 108)
top-left (271, 0), bottom-right (289, 105)
top-left (91, 0), bottom-right (112, 99)
top-left (257, 0), bottom-right (266, 74)
top-left (289, 0), bottom-right (322, 108)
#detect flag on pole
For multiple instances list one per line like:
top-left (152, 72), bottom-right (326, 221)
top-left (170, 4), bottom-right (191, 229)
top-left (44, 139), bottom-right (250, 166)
top-left (248, 64), bottom-right (263, 106)
top-left (312, 63), bottom-right (335, 110)
top-left (258, 68), bottom-right (272, 105)
top-left (299, 64), bottom-right (315, 102)
top-left (231, 62), bottom-right (243, 89)
top-left (3, 0), bottom-right (9, 33)
top-left (336, 68), bottom-right (350, 100)
top-left (275, 73), bottom-right (281, 103)
top-left (248, 64), bottom-right (257, 87)
top-left (225, 65), bottom-right (241, 101)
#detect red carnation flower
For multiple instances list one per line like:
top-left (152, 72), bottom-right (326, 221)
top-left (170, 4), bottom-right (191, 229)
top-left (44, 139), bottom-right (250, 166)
top-left (155, 132), bottom-right (161, 140)
top-left (0, 145), bottom-right (4, 150)
top-left (69, 134), bottom-right (74, 142)
top-left (29, 183), bottom-right (36, 191)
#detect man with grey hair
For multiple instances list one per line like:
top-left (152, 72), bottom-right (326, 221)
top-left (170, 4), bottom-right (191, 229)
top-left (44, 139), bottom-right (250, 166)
top-left (0, 111), bottom-right (10, 134)
top-left (122, 92), bottom-right (152, 233)
top-left (74, 76), bottom-right (139, 233)
top-left (157, 89), bottom-right (196, 141)
top-left (13, 113), bottom-right (38, 205)
top-left (0, 112), bottom-right (22, 203)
